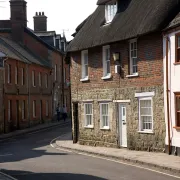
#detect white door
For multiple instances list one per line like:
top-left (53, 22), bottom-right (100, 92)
top-left (119, 104), bottom-right (127, 147)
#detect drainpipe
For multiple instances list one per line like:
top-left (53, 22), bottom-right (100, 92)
top-left (166, 37), bottom-right (171, 155)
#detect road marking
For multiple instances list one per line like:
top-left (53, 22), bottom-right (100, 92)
top-left (0, 154), bottom-right (13, 157)
top-left (50, 136), bottom-right (180, 179)
top-left (0, 171), bottom-right (17, 180)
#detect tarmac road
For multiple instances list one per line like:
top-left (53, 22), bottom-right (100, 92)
top-left (0, 122), bottom-right (179, 180)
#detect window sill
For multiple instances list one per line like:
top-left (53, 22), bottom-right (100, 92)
top-left (174, 62), bottom-right (180, 65)
top-left (138, 131), bottom-right (154, 134)
top-left (100, 127), bottom-right (110, 130)
top-left (80, 77), bottom-right (89, 82)
top-left (126, 73), bottom-right (139, 78)
top-left (101, 74), bottom-right (112, 80)
top-left (173, 126), bottom-right (180, 130)
top-left (84, 126), bottom-right (94, 129)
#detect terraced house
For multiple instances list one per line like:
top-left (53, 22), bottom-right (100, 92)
top-left (67, 0), bottom-right (180, 153)
top-left (0, 0), bottom-right (70, 134)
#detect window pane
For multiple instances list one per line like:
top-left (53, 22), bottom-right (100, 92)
top-left (177, 96), bottom-right (180, 111)
top-left (177, 49), bottom-right (180, 62)
top-left (142, 116), bottom-right (152, 130)
top-left (84, 54), bottom-right (88, 65)
top-left (84, 65), bottom-right (88, 77)
top-left (106, 60), bottom-right (110, 74)
top-left (177, 112), bottom-right (180, 127)
top-left (178, 36), bottom-right (180, 48)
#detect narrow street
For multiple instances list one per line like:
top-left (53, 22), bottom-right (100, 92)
top-left (0, 122), bottom-right (178, 180)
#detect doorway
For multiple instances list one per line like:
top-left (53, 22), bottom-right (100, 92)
top-left (119, 104), bottom-right (127, 147)
top-left (73, 102), bottom-right (79, 143)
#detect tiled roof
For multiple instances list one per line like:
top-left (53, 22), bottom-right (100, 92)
top-left (68, 0), bottom-right (180, 52)
top-left (0, 36), bottom-right (51, 67)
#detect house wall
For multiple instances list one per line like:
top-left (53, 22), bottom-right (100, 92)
top-left (70, 33), bottom-right (165, 151)
top-left (4, 58), bottom-right (52, 133)
top-left (163, 30), bottom-right (180, 156)
top-left (23, 31), bottom-right (71, 114)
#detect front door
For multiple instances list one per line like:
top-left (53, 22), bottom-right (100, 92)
top-left (119, 104), bottom-right (127, 147)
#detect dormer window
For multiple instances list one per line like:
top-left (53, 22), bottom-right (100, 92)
top-left (105, 2), bottom-right (117, 23)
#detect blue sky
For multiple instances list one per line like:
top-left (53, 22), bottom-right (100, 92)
top-left (0, 0), bottom-right (97, 40)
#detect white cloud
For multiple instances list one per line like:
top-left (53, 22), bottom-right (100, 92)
top-left (0, 0), bottom-right (97, 41)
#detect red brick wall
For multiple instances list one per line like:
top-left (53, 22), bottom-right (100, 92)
top-left (70, 33), bottom-right (163, 92)
top-left (4, 58), bottom-right (52, 132)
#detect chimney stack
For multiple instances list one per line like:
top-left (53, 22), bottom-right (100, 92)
top-left (33, 12), bottom-right (47, 32)
top-left (10, 0), bottom-right (27, 42)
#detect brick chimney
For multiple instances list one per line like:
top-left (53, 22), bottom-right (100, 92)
top-left (33, 12), bottom-right (47, 32)
top-left (10, 0), bottom-right (27, 43)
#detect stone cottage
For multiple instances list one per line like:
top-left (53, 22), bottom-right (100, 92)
top-left (67, 0), bottom-right (180, 152)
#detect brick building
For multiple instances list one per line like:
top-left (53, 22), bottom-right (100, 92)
top-left (67, 0), bottom-right (180, 152)
top-left (0, 0), bottom-right (70, 134)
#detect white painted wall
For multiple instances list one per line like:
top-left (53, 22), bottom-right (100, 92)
top-left (163, 30), bottom-right (180, 148)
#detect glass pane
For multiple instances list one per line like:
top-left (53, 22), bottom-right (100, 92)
top-left (107, 60), bottom-right (110, 74)
top-left (142, 116), bottom-right (152, 130)
top-left (131, 43), bottom-right (133, 50)
top-left (177, 49), bottom-right (180, 62)
top-left (178, 36), bottom-right (180, 48)
top-left (84, 65), bottom-right (88, 77)
top-left (102, 104), bottom-right (108, 115)
top-left (84, 54), bottom-right (88, 65)
top-left (134, 42), bottom-right (137, 49)
top-left (176, 96), bottom-right (180, 111)
top-left (177, 112), bottom-right (180, 126)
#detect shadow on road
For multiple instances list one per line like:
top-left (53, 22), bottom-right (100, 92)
top-left (1, 169), bottom-right (107, 180)
top-left (0, 124), bottom-right (71, 163)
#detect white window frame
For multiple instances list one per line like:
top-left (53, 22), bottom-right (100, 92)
top-left (21, 68), bottom-right (24, 85)
top-left (45, 73), bottom-right (48, 88)
top-left (55, 64), bottom-right (57, 81)
top-left (84, 103), bottom-right (93, 128)
top-left (81, 50), bottom-right (89, 81)
top-left (33, 100), bottom-right (36, 118)
top-left (7, 64), bottom-right (11, 83)
top-left (46, 100), bottom-right (49, 116)
top-left (22, 100), bottom-right (25, 120)
top-left (102, 45), bottom-right (111, 79)
top-left (8, 100), bottom-right (11, 122)
top-left (32, 70), bottom-right (35, 87)
top-left (100, 103), bottom-right (110, 129)
top-left (138, 97), bottom-right (153, 133)
top-left (105, 2), bottom-right (117, 23)
top-left (15, 66), bottom-right (18, 84)
top-left (129, 39), bottom-right (138, 75)
top-left (39, 72), bottom-right (42, 87)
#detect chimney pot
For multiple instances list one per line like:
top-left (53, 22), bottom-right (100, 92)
top-left (36, 12), bottom-right (38, 16)
top-left (42, 12), bottom-right (44, 16)
top-left (39, 12), bottom-right (41, 16)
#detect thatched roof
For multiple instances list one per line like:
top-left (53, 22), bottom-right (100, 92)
top-left (97, 0), bottom-right (112, 5)
top-left (68, 0), bottom-right (180, 52)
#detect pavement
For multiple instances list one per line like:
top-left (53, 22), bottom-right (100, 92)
top-left (56, 132), bottom-right (180, 176)
top-left (0, 118), bottom-right (71, 142)
top-left (0, 123), bottom-right (179, 180)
